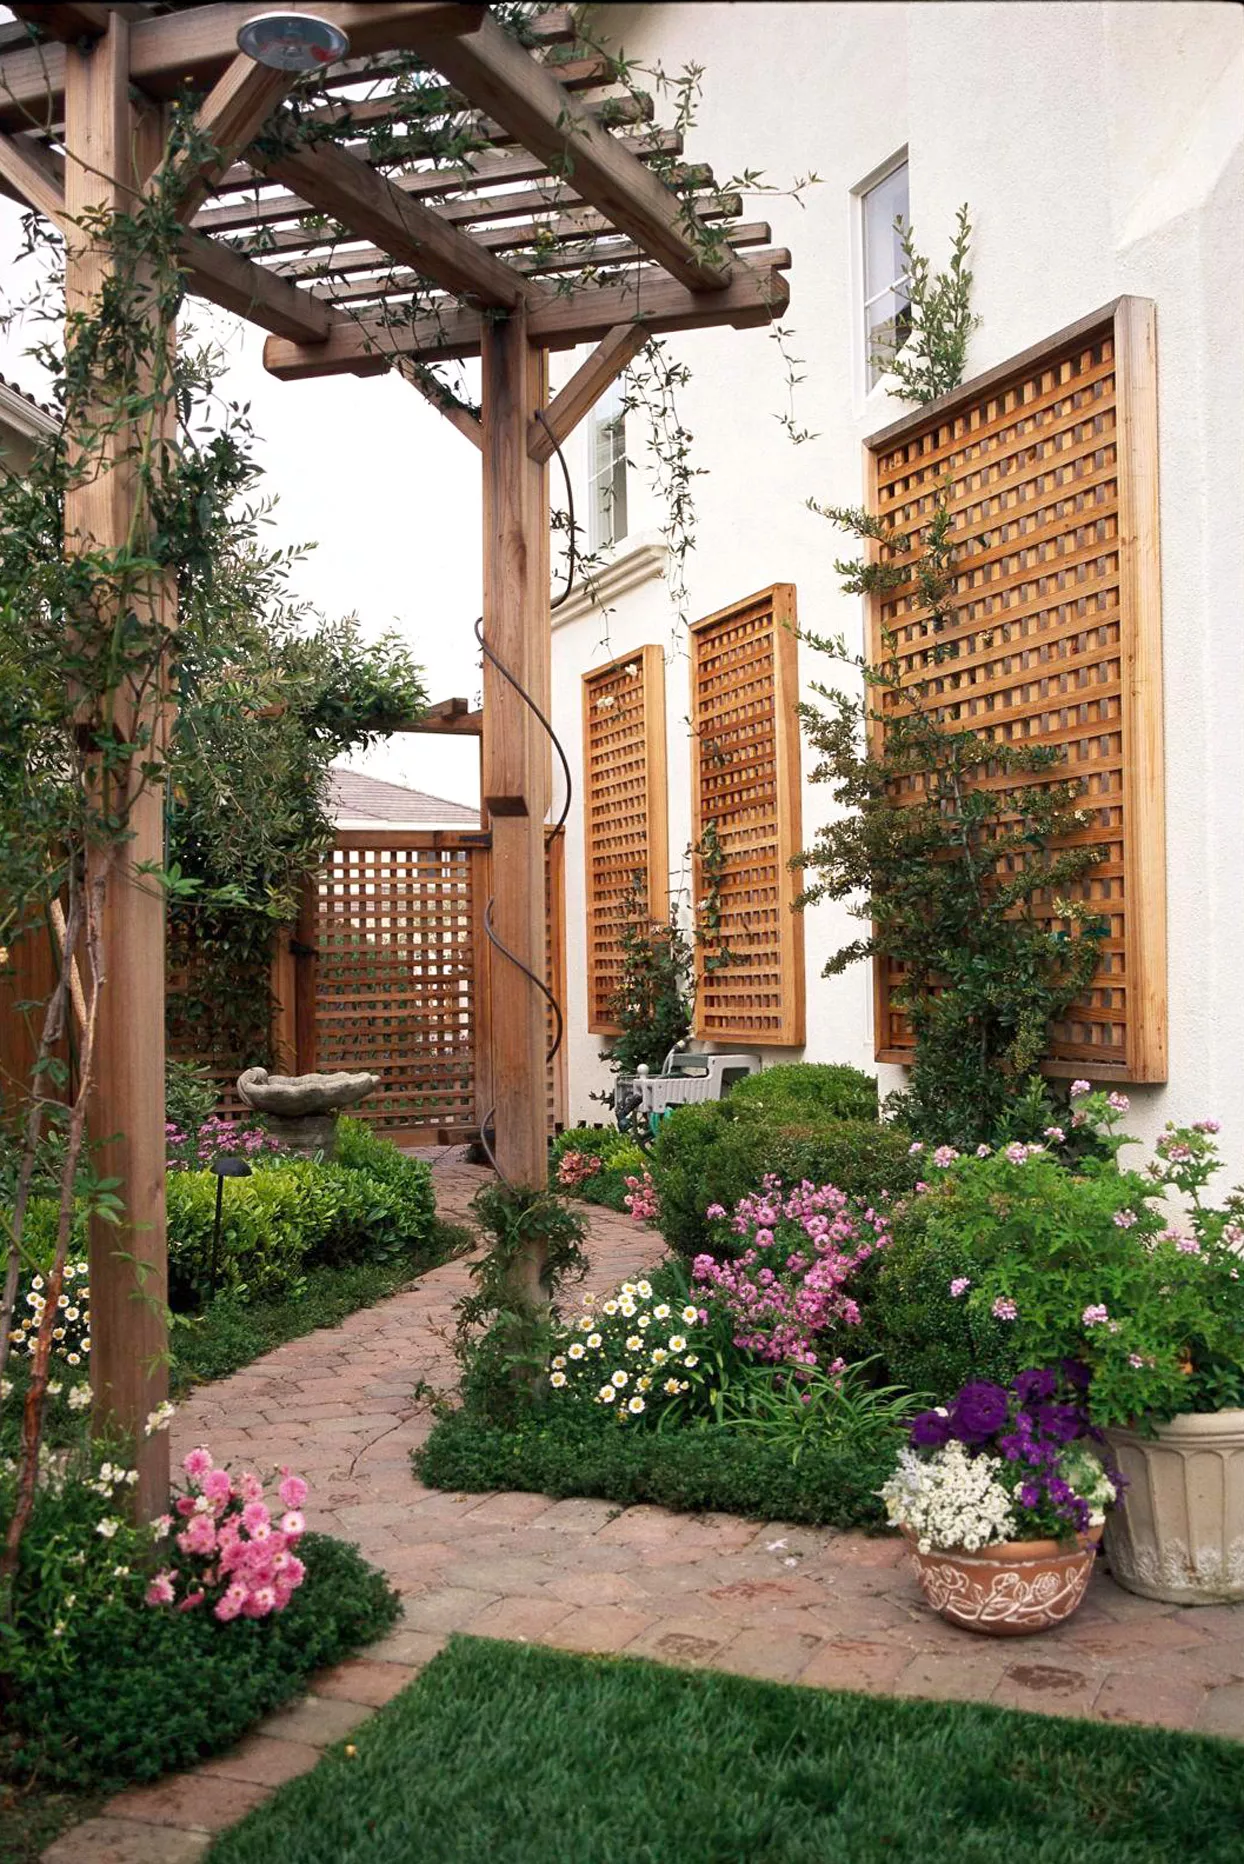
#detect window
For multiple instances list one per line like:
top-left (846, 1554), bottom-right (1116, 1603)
top-left (861, 158), bottom-right (910, 389)
top-left (588, 381), bottom-right (627, 551)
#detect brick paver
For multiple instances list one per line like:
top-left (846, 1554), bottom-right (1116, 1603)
top-left (53, 1155), bottom-right (1244, 1861)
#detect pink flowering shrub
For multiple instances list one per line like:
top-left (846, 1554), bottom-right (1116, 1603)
top-left (623, 1170), bottom-right (660, 1223)
top-left (557, 1150), bottom-right (603, 1190)
top-left (692, 1175), bottom-right (891, 1368)
top-left (146, 1450), bottom-right (309, 1622)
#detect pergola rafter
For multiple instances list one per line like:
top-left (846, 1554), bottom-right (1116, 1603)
top-left (0, 1), bottom-right (795, 1501)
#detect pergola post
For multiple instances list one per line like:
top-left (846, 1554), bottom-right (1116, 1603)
top-left (65, 18), bottom-right (171, 1517)
top-left (480, 308), bottom-right (551, 1243)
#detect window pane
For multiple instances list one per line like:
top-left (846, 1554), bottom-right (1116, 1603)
top-left (863, 161), bottom-right (909, 302)
top-left (866, 287), bottom-right (914, 387)
top-left (590, 394), bottom-right (627, 550)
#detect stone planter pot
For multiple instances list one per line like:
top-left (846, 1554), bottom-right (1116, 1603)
top-left (1104, 1410), bottom-right (1244, 1604)
top-left (904, 1530), bottom-right (1099, 1636)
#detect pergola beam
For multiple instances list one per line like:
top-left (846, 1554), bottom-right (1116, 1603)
top-left (0, 127), bottom-right (335, 344)
top-left (271, 191), bottom-right (741, 281)
top-left (263, 251), bottom-right (792, 377)
top-left (420, 12), bottom-right (731, 293)
top-left (203, 128), bottom-right (687, 210)
top-left (160, 55), bottom-right (296, 224)
top-left (7, 4), bottom-right (116, 42)
top-left (0, 4), bottom-right (488, 132)
top-left (257, 139), bottom-right (535, 309)
top-left (181, 230), bottom-right (338, 342)
top-left (308, 220), bottom-right (772, 307)
top-left (392, 358), bottom-right (482, 447)
top-left (529, 324), bottom-right (651, 463)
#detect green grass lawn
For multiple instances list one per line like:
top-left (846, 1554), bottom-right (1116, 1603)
top-left (208, 1636), bottom-right (1244, 1864)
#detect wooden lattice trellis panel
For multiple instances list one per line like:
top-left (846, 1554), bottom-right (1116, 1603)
top-left (312, 829), bottom-right (484, 1138)
top-left (690, 586), bottom-right (804, 1046)
top-left (865, 296), bottom-right (1165, 1080)
top-left (582, 646), bottom-right (669, 1034)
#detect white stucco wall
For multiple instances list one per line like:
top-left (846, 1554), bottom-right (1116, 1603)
top-left (550, 2), bottom-right (1244, 1172)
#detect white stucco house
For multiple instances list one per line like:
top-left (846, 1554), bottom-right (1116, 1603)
top-left (546, 2), bottom-right (1244, 1167)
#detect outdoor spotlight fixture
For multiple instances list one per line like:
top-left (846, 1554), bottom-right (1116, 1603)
top-left (208, 1153), bottom-right (254, 1300)
top-left (236, 11), bottom-right (351, 71)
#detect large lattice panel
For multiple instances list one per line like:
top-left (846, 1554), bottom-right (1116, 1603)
top-left (689, 586), bottom-right (804, 1045)
top-left (582, 646), bottom-right (669, 1034)
top-left (313, 832), bottom-right (481, 1136)
top-left (866, 297), bottom-right (1166, 1080)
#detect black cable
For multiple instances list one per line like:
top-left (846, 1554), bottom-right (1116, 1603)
top-left (475, 406), bottom-right (579, 1182)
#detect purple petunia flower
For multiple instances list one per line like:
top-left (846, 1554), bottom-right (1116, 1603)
top-left (910, 1410), bottom-right (953, 1450)
top-left (948, 1381), bottom-right (1011, 1446)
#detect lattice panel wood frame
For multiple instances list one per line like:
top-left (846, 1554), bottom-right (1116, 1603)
top-left (865, 296), bottom-right (1166, 1081)
top-left (312, 829), bottom-right (485, 1138)
top-left (689, 585), bottom-right (805, 1046)
top-left (582, 645), bottom-right (669, 1034)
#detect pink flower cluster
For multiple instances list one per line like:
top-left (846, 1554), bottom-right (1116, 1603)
top-left (167, 1116), bottom-right (281, 1172)
top-left (557, 1150), bottom-right (603, 1189)
top-left (145, 1449), bottom-right (309, 1622)
top-left (691, 1175), bottom-right (889, 1368)
top-left (623, 1170), bottom-right (660, 1223)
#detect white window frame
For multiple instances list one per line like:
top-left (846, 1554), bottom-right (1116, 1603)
top-left (587, 380), bottom-right (628, 553)
top-left (854, 150), bottom-right (911, 393)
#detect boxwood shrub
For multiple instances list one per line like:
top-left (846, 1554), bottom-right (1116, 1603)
top-left (727, 1062), bottom-right (878, 1124)
top-left (649, 1104), bottom-right (920, 1261)
top-left (0, 1534), bottom-right (400, 1791)
top-left (166, 1123), bottom-right (435, 1307)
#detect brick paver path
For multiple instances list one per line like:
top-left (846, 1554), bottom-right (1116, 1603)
top-left (47, 1157), bottom-right (1244, 1861)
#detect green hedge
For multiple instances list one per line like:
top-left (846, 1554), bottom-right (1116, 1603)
top-left (0, 1534), bottom-right (400, 1792)
top-left (415, 1406), bottom-right (891, 1531)
top-left (727, 1062), bottom-right (878, 1124)
top-left (649, 1105), bottom-right (920, 1261)
top-left (166, 1122), bottom-right (435, 1307)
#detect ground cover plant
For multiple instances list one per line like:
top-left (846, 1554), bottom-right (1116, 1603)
top-left (208, 1635), bottom-right (1244, 1864)
top-left (0, 1428), bottom-right (400, 1793)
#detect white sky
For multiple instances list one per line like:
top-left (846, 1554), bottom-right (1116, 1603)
top-left (0, 186), bottom-right (484, 809)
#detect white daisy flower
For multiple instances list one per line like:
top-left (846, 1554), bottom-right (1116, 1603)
top-left (625, 1335), bottom-right (642, 1352)
top-left (627, 1396), bottom-right (646, 1415)
top-left (551, 1356), bottom-right (567, 1370)
top-left (587, 1333), bottom-right (602, 1349)
top-left (603, 1300), bottom-right (619, 1316)
top-left (598, 1385), bottom-right (616, 1403)
top-left (668, 1336), bottom-right (687, 1353)
top-left (611, 1370), bottom-right (629, 1389)
top-left (636, 1281), bottom-right (653, 1299)
top-left (549, 1371), bottom-right (567, 1389)
top-left (650, 1348), bottom-right (669, 1366)
top-left (683, 1354), bottom-right (699, 1368)
top-left (568, 1342), bottom-right (586, 1360)
top-left (681, 1306), bottom-right (699, 1325)
top-left (663, 1378), bottom-right (682, 1396)
top-left (654, 1304), bottom-right (671, 1321)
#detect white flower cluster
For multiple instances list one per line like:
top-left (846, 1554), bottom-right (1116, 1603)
top-left (880, 1442), bottom-right (1018, 1554)
top-left (9, 1262), bottom-right (91, 1366)
top-left (1060, 1443), bottom-right (1119, 1525)
top-left (547, 1280), bottom-right (703, 1423)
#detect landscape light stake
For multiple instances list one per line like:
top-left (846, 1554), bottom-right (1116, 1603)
top-left (208, 1154), bottom-right (252, 1298)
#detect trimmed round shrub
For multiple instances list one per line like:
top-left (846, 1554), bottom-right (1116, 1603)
top-left (1, 1533), bottom-right (400, 1790)
top-left (728, 1062), bottom-right (878, 1124)
top-left (650, 1105), bottom-right (920, 1261)
top-left (856, 1205), bottom-right (1026, 1400)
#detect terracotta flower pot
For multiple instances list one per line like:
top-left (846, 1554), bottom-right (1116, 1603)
top-left (1104, 1409), bottom-right (1244, 1604)
top-left (903, 1528), bottom-right (1100, 1635)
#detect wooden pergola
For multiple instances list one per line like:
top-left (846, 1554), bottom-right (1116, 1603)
top-left (0, 1), bottom-right (791, 1511)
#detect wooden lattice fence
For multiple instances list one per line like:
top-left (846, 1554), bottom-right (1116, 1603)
top-left (582, 645), bottom-right (669, 1034)
top-left (865, 297), bottom-right (1165, 1080)
top-left (689, 585), bottom-right (804, 1046)
top-left (160, 826), bottom-right (567, 1143)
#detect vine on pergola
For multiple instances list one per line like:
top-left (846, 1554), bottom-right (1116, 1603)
top-left (0, 0), bottom-right (799, 1534)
